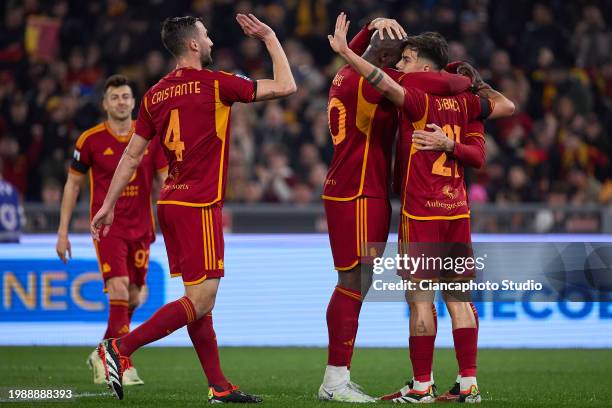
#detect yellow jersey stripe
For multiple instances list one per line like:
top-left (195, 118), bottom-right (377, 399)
top-left (76, 123), bottom-right (105, 149)
top-left (207, 208), bottom-right (216, 268)
top-left (403, 211), bottom-right (471, 221)
top-left (336, 259), bottom-right (359, 271)
top-left (157, 200), bottom-right (220, 207)
top-left (184, 274), bottom-right (208, 286)
top-left (205, 208), bottom-right (214, 270)
top-left (201, 209), bottom-right (209, 270)
top-left (363, 197), bottom-right (368, 248)
top-left (335, 286), bottom-right (363, 301)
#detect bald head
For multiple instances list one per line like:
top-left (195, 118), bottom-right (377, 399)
top-left (362, 29), bottom-right (406, 68)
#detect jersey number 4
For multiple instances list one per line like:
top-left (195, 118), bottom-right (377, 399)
top-left (431, 124), bottom-right (461, 178)
top-left (164, 108), bottom-right (185, 161)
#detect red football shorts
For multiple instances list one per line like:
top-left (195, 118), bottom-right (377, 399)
top-left (398, 215), bottom-right (474, 281)
top-left (94, 235), bottom-right (150, 290)
top-left (324, 196), bottom-right (391, 271)
top-left (157, 203), bottom-right (224, 285)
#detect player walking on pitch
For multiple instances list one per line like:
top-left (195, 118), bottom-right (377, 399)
top-left (329, 12), bottom-right (514, 403)
top-left (91, 15), bottom-right (296, 403)
top-left (320, 18), bottom-right (472, 403)
top-left (56, 74), bottom-right (168, 386)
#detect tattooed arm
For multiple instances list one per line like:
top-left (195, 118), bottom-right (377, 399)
top-left (328, 13), bottom-right (406, 108)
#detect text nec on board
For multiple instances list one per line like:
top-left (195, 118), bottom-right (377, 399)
top-left (0, 260), bottom-right (164, 321)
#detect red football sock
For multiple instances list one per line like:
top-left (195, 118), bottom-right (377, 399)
top-left (409, 336), bottom-right (435, 382)
top-left (103, 300), bottom-right (130, 339)
top-left (119, 296), bottom-right (196, 357)
top-left (326, 285), bottom-right (362, 367)
top-left (453, 327), bottom-right (478, 377)
top-left (469, 302), bottom-right (479, 328)
top-left (128, 307), bottom-right (135, 324)
top-left (432, 304), bottom-right (438, 332)
top-left (187, 313), bottom-right (230, 389)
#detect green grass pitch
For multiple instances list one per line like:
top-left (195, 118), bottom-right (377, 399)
top-left (1, 346), bottom-right (611, 407)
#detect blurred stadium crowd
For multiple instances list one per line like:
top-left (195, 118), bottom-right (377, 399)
top-left (0, 0), bottom-right (611, 215)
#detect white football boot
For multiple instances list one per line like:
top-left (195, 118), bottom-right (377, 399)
top-left (318, 366), bottom-right (376, 403)
top-left (86, 348), bottom-right (106, 384)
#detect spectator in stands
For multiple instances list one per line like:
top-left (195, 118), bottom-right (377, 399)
top-left (0, 0), bottom-right (608, 234)
top-left (519, 2), bottom-right (570, 70)
top-left (571, 4), bottom-right (611, 69)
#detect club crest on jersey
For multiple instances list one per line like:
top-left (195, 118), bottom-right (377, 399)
top-left (442, 185), bottom-right (458, 199)
top-left (332, 73), bottom-right (344, 87)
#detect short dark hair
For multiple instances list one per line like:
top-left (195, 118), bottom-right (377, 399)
top-left (161, 16), bottom-right (203, 57)
top-left (103, 74), bottom-right (132, 94)
top-left (404, 32), bottom-right (449, 70)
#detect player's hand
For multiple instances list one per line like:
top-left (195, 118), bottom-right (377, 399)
top-left (445, 61), bottom-right (491, 93)
top-left (90, 206), bottom-right (114, 241)
top-left (328, 12), bottom-right (350, 55)
top-left (413, 123), bottom-right (454, 152)
top-left (236, 13), bottom-right (275, 41)
top-left (368, 18), bottom-right (407, 40)
top-left (56, 234), bottom-right (72, 264)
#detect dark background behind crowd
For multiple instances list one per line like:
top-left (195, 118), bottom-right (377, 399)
top-left (0, 0), bottom-right (611, 221)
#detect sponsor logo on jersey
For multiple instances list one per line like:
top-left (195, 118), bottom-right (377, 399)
top-left (442, 185), bottom-right (458, 199)
top-left (103, 147), bottom-right (114, 156)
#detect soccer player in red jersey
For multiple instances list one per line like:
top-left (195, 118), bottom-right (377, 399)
top-left (329, 13), bottom-right (515, 403)
top-left (320, 19), bottom-right (473, 402)
top-left (90, 15), bottom-right (295, 403)
top-left (56, 75), bottom-right (167, 386)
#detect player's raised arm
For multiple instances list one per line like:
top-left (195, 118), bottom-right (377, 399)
top-left (328, 13), bottom-right (405, 108)
top-left (446, 61), bottom-right (515, 118)
top-left (476, 87), bottom-right (515, 118)
top-left (236, 13), bottom-right (296, 101)
top-left (90, 134), bottom-right (150, 240)
top-left (349, 18), bottom-right (407, 55)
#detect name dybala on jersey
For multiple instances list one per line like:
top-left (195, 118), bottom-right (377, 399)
top-left (135, 68), bottom-right (255, 207)
top-left (397, 79), bottom-right (491, 220)
top-left (324, 68), bottom-right (470, 201)
top-left (71, 121), bottom-right (168, 241)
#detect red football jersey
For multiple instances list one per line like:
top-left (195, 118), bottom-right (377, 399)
top-left (397, 83), bottom-right (488, 220)
top-left (392, 120), bottom-right (485, 196)
top-left (135, 68), bottom-right (255, 206)
top-left (70, 121), bottom-right (168, 240)
top-left (323, 68), bottom-right (470, 201)
top-left (323, 66), bottom-right (401, 200)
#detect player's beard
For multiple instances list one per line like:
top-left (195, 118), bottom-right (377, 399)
top-left (201, 50), bottom-right (212, 67)
top-left (109, 111), bottom-right (131, 121)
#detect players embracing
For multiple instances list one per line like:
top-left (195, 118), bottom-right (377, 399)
top-left (91, 14), bottom-right (296, 403)
top-left (320, 16), bottom-right (473, 403)
top-left (328, 12), bottom-right (515, 403)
